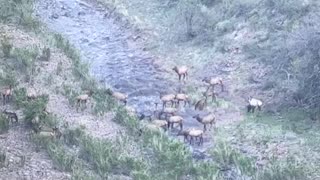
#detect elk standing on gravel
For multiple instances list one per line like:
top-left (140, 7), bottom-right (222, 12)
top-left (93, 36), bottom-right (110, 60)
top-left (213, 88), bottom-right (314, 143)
top-left (160, 93), bottom-right (176, 108)
top-left (167, 115), bottom-right (183, 130)
top-left (173, 66), bottom-right (188, 82)
top-left (202, 77), bottom-right (224, 92)
top-left (177, 128), bottom-right (204, 145)
top-left (193, 113), bottom-right (216, 132)
top-left (175, 93), bottom-right (190, 107)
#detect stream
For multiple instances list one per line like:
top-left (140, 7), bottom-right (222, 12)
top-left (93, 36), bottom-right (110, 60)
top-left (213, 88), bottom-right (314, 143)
top-left (35, 0), bottom-right (214, 159)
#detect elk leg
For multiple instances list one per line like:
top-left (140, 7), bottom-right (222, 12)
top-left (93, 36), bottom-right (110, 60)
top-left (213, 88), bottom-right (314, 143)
top-left (252, 106), bottom-right (256, 113)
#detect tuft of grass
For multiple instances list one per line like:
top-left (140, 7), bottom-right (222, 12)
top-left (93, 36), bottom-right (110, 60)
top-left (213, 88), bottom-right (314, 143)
top-left (91, 88), bottom-right (116, 116)
top-left (0, 113), bottom-right (9, 134)
top-left (190, 162), bottom-right (220, 180)
top-left (79, 134), bottom-right (150, 179)
top-left (8, 46), bottom-right (39, 84)
top-left (22, 94), bottom-right (49, 126)
top-left (0, 36), bottom-right (13, 58)
top-left (39, 47), bottom-right (51, 61)
top-left (52, 34), bottom-right (89, 81)
top-left (0, 149), bottom-right (6, 168)
top-left (0, 67), bottom-right (18, 88)
top-left (56, 61), bottom-right (63, 75)
top-left (0, 0), bottom-right (40, 30)
top-left (62, 84), bottom-right (78, 107)
top-left (255, 157), bottom-right (306, 180)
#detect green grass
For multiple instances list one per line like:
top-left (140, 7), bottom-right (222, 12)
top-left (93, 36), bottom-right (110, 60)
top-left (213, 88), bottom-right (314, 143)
top-left (0, 113), bottom-right (9, 134)
top-left (0, 0), bottom-right (40, 31)
top-left (0, 149), bottom-right (6, 168)
top-left (0, 36), bottom-right (13, 58)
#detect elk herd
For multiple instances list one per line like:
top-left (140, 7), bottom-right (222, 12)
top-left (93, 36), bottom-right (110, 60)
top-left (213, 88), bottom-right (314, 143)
top-left (0, 65), bottom-right (263, 146)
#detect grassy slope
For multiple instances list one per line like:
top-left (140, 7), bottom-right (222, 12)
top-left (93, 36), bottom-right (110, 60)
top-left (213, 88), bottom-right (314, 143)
top-left (1, 0), bottom-right (319, 179)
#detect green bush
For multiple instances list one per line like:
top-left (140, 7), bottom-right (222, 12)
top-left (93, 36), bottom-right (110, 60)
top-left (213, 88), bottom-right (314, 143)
top-left (0, 0), bottom-right (40, 30)
top-left (255, 157), bottom-right (306, 180)
top-left (11, 46), bottom-right (38, 73)
top-left (23, 94), bottom-right (49, 126)
top-left (0, 149), bottom-right (6, 168)
top-left (1, 37), bottom-right (13, 58)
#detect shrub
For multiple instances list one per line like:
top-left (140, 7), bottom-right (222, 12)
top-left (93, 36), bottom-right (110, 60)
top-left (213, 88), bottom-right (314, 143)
top-left (255, 157), bottom-right (306, 180)
top-left (0, 149), bottom-right (6, 168)
top-left (39, 47), bottom-right (51, 61)
top-left (10, 46), bottom-right (38, 76)
top-left (1, 37), bottom-right (13, 58)
top-left (23, 94), bottom-right (49, 126)
top-left (0, 113), bottom-right (9, 134)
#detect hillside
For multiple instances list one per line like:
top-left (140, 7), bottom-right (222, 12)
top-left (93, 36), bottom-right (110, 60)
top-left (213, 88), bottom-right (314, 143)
top-left (0, 0), bottom-right (320, 179)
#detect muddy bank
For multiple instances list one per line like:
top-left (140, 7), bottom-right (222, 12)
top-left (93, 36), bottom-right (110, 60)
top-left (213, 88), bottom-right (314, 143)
top-left (34, 0), bottom-right (234, 157)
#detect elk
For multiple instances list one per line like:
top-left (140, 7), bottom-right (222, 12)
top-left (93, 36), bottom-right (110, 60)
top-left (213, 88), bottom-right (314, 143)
top-left (175, 93), bottom-right (190, 107)
top-left (202, 77), bottom-right (224, 92)
top-left (111, 91), bottom-right (128, 105)
top-left (202, 90), bottom-right (217, 102)
top-left (76, 90), bottom-right (93, 110)
top-left (177, 128), bottom-right (204, 145)
top-left (160, 93), bottom-right (176, 108)
top-left (167, 115), bottom-right (183, 130)
top-left (159, 107), bottom-right (177, 119)
top-left (1, 85), bottom-right (13, 105)
top-left (173, 66), bottom-right (188, 82)
top-left (194, 96), bottom-right (208, 111)
top-left (193, 113), bottom-right (216, 132)
top-left (247, 97), bottom-right (263, 113)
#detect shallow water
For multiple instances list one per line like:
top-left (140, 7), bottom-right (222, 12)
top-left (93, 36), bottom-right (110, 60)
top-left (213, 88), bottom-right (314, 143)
top-left (36, 0), bottom-right (214, 158)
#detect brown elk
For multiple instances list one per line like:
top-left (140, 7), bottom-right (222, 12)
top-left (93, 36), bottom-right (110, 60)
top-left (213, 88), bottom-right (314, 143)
top-left (193, 113), bottom-right (216, 132)
top-left (177, 128), bottom-right (204, 145)
top-left (1, 85), bottom-right (13, 105)
top-left (202, 77), bottom-right (224, 92)
top-left (173, 66), bottom-right (188, 82)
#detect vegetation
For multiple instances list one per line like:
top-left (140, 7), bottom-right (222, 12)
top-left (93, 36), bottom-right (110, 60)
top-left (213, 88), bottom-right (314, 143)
top-left (1, 0), bottom-right (319, 179)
